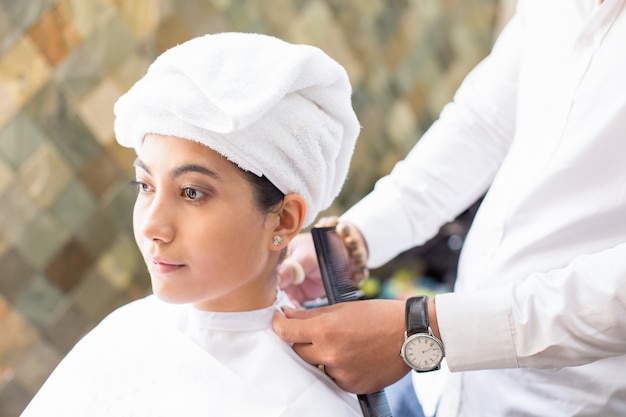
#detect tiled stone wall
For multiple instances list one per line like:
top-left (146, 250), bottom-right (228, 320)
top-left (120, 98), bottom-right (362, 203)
top-left (0, 0), bottom-right (508, 414)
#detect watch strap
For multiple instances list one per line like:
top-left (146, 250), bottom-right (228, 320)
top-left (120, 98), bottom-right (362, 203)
top-left (406, 296), bottom-right (429, 335)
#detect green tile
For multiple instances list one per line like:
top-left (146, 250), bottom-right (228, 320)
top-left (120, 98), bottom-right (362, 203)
top-left (14, 212), bottom-right (70, 269)
top-left (15, 273), bottom-right (64, 330)
top-left (75, 207), bottom-right (118, 258)
top-left (0, 112), bottom-right (46, 170)
top-left (101, 180), bottom-right (136, 233)
top-left (70, 268), bottom-right (119, 322)
top-left (0, 7), bottom-right (19, 56)
top-left (50, 179), bottom-right (97, 233)
top-left (23, 82), bottom-right (101, 170)
top-left (18, 143), bottom-right (72, 209)
top-left (221, 1), bottom-right (266, 33)
top-left (0, 377), bottom-right (31, 417)
top-left (0, 157), bottom-right (13, 198)
top-left (373, 1), bottom-right (406, 43)
top-left (54, 14), bottom-right (135, 102)
top-left (0, 0), bottom-right (54, 33)
top-left (0, 228), bottom-right (9, 258)
top-left (13, 338), bottom-right (62, 393)
top-left (44, 300), bottom-right (94, 352)
top-left (0, 248), bottom-right (35, 303)
top-left (53, 44), bottom-right (105, 103)
top-left (90, 14), bottom-right (136, 73)
top-left (0, 186), bottom-right (41, 243)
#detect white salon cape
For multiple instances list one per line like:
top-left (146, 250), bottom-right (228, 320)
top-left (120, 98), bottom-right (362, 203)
top-left (344, 0), bottom-right (626, 416)
top-left (21, 291), bottom-right (361, 417)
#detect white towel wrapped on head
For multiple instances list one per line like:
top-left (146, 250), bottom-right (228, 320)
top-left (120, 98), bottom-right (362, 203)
top-left (114, 32), bottom-right (360, 227)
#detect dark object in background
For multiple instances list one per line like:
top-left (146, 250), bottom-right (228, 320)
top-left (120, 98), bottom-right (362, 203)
top-left (373, 198), bottom-right (482, 292)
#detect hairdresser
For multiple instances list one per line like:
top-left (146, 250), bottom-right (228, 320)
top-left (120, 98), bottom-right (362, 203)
top-left (272, 1), bottom-right (626, 416)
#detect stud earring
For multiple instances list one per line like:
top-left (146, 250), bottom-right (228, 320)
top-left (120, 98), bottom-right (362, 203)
top-left (273, 235), bottom-right (283, 247)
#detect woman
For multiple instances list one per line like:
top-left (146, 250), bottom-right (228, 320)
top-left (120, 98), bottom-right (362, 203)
top-left (21, 32), bottom-right (361, 417)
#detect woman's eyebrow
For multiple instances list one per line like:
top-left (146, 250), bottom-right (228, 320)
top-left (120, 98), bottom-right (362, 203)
top-left (133, 158), bottom-right (221, 180)
top-left (133, 158), bottom-right (150, 174)
top-left (171, 164), bottom-right (221, 180)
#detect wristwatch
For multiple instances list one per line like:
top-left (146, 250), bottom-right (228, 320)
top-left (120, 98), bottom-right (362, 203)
top-left (400, 296), bottom-right (444, 372)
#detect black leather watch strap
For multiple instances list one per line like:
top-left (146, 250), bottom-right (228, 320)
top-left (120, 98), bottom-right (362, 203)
top-left (405, 296), bottom-right (429, 336)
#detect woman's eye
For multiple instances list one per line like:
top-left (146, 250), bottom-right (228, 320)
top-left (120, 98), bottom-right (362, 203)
top-left (182, 187), bottom-right (205, 200)
top-left (131, 180), bottom-right (151, 193)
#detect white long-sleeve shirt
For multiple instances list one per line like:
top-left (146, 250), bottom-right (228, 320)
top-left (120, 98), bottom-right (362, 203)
top-left (344, 0), bottom-right (626, 415)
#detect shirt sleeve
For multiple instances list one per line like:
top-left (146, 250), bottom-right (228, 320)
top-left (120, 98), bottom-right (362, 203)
top-left (342, 14), bottom-right (522, 268)
top-left (438, 241), bottom-right (626, 371)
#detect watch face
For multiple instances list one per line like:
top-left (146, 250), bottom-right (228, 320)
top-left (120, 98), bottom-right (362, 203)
top-left (401, 334), bottom-right (444, 371)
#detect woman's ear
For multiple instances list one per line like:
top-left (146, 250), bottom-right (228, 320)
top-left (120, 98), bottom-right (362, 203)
top-left (270, 194), bottom-right (306, 250)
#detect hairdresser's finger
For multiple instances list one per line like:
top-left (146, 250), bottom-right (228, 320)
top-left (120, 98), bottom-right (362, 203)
top-left (277, 258), bottom-right (304, 287)
top-left (276, 261), bottom-right (296, 287)
top-left (277, 233), bottom-right (319, 286)
top-left (283, 306), bottom-right (330, 319)
top-left (291, 342), bottom-right (325, 368)
top-left (272, 310), bottom-right (321, 344)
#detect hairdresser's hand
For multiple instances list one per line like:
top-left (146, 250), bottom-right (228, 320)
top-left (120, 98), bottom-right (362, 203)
top-left (272, 299), bottom-right (410, 394)
top-left (277, 233), bottom-right (326, 305)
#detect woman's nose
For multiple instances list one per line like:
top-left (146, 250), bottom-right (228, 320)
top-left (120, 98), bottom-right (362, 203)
top-left (134, 192), bottom-right (175, 243)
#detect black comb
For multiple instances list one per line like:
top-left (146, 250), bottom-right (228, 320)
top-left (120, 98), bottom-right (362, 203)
top-left (311, 226), bottom-right (393, 417)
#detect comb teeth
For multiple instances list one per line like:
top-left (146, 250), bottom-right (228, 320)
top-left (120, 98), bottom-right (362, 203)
top-left (311, 227), bottom-right (363, 304)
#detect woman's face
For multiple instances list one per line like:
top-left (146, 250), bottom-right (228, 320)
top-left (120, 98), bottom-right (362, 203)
top-left (132, 133), bottom-right (280, 311)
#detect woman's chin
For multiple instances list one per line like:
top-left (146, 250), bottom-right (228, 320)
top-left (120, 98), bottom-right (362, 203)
top-left (150, 281), bottom-right (189, 305)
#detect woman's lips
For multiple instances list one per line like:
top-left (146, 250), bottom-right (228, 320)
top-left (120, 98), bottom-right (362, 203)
top-left (149, 257), bottom-right (185, 274)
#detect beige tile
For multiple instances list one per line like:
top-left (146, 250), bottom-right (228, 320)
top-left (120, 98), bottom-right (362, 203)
top-left (59, 0), bottom-right (116, 40)
top-left (0, 82), bottom-right (18, 131)
top-left (78, 149), bottom-right (122, 197)
top-left (288, 2), bottom-right (364, 85)
top-left (105, 140), bottom-right (136, 172)
top-left (96, 235), bottom-right (143, 291)
top-left (110, 0), bottom-right (162, 39)
top-left (259, 0), bottom-right (295, 30)
top-left (385, 99), bottom-right (417, 152)
top-left (17, 142), bottom-right (72, 209)
top-left (154, 13), bottom-right (192, 54)
top-left (111, 51), bottom-right (150, 92)
top-left (0, 37), bottom-right (51, 107)
top-left (77, 78), bottom-right (123, 146)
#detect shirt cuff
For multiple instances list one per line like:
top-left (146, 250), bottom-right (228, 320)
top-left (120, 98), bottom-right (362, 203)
top-left (436, 287), bottom-right (519, 371)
